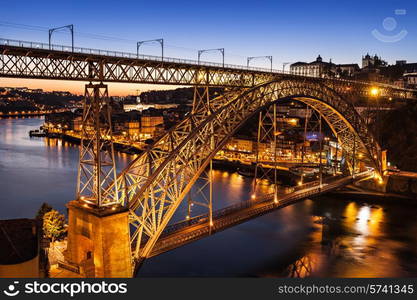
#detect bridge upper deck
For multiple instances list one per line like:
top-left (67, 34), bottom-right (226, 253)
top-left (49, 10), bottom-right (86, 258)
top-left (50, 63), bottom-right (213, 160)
top-left (1, 38), bottom-right (416, 95)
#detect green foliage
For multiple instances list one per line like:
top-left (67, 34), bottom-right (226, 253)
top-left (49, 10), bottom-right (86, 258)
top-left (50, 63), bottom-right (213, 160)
top-left (42, 210), bottom-right (67, 242)
top-left (36, 202), bottom-right (53, 221)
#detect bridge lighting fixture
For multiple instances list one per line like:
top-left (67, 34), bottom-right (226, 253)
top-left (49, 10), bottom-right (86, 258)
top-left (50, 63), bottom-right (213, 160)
top-left (210, 221), bottom-right (214, 226)
top-left (247, 56), bottom-right (273, 72)
top-left (198, 48), bottom-right (225, 67)
top-left (370, 87), bottom-right (379, 96)
top-left (137, 39), bottom-right (164, 60)
top-left (48, 24), bottom-right (74, 52)
top-left (251, 194), bottom-right (256, 199)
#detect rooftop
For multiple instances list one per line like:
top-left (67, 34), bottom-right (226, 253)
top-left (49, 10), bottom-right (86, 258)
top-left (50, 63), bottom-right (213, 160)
top-left (0, 219), bottom-right (38, 265)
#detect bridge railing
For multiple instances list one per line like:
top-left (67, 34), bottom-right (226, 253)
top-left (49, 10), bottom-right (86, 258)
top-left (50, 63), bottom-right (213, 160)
top-left (161, 171), bottom-right (374, 237)
top-left (162, 193), bottom-right (273, 236)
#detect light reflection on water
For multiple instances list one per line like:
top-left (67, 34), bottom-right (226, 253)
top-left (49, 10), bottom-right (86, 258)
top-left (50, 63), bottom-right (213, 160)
top-left (1, 117), bottom-right (417, 277)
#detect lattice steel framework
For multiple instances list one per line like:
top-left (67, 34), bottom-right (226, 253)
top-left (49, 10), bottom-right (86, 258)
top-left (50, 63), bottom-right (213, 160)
top-left (185, 86), bottom-right (214, 229)
top-left (110, 78), bottom-right (382, 273)
top-left (1, 42), bottom-right (416, 97)
top-left (251, 104), bottom-right (279, 200)
top-left (0, 44), bottom-right (271, 87)
top-left (76, 83), bottom-right (119, 207)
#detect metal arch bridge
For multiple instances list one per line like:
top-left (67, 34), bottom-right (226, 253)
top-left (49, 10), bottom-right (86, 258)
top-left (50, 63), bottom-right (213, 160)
top-left (113, 79), bottom-right (385, 273)
top-left (1, 37), bottom-right (415, 276)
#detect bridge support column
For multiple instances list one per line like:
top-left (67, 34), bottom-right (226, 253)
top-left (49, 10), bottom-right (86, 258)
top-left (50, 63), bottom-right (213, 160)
top-left (252, 104), bottom-right (279, 198)
top-left (66, 83), bottom-right (132, 277)
top-left (66, 201), bottom-right (132, 278)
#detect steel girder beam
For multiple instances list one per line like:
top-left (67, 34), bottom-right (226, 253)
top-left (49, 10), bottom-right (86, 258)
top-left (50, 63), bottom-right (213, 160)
top-left (76, 83), bottom-right (119, 206)
top-left (0, 45), bottom-right (271, 87)
top-left (252, 104), bottom-right (279, 198)
top-left (1, 44), bottom-right (417, 97)
top-left (112, 78), bottom-right (382, 271)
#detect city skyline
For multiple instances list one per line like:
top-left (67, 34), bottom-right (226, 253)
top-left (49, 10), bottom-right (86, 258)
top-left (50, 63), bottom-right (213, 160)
top-left (1, 0), bottom-right (417, 95)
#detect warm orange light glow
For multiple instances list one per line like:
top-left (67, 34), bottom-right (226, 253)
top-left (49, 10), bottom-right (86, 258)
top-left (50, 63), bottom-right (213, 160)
top-left (370, 87), bottom-right (379, 96)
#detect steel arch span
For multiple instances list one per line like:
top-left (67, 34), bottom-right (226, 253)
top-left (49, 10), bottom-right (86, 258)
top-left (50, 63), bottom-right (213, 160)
top-left (115, 78), bottom-right (382, 268)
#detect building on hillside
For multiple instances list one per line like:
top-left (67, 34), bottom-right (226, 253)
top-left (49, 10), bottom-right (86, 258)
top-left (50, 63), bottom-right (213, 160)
top-left (290, 55), bottom-right (359, 78)
top-left (140, 115), bottom-right (164, 138)
top-left (290, 55), bottom-right (336, 77)
top-left (362, 53), bottom-right (387, 69)
top-left (336, 64), bottom-right (360, 77)
top-left (123, 103), bottom-right (179, 112)
top-left (403, 73), bottom-right (417, 89)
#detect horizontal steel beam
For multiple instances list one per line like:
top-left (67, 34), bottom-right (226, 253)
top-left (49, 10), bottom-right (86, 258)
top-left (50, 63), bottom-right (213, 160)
top-left (1, 42), bottom-right (416, 96)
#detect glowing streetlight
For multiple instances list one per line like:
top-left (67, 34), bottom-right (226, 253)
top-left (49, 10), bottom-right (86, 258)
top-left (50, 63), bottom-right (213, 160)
top-left (370, 87), bottom-right (379, 96)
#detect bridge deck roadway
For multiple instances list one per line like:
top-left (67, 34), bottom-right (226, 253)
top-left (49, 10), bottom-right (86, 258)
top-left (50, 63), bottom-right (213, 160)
top-left (148, 171), bottom-right (373, 257)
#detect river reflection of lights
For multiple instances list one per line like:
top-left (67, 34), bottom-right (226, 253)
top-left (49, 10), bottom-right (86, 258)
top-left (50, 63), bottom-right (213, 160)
top-left (356, 205), bottom-right (371, 234)
top-left (343, 202), bottom-right (385, 249)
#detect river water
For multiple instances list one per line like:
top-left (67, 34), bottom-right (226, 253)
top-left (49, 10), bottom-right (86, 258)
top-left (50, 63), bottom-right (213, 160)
top-left (1, 117), bottom-right (417, 277)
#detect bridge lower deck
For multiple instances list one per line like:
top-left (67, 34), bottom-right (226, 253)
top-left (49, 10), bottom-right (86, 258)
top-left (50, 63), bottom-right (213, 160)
top-left (148, 172), bottom-right (372, 257)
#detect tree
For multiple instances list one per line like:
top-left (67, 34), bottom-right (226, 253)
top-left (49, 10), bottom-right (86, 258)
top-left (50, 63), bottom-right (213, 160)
top-left (43, 210), bottom-right (67, 242)
top-left (36, 202), bottom-right (53, 221)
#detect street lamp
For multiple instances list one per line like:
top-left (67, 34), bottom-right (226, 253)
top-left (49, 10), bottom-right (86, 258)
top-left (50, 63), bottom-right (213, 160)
top-left (369, 87), bottom-right (381, 143)
top-left (49, 24), bottom-right (74, 51)
top-left (370, 87), bottom-right (379, 96)
top-left (198, 48), bottom-right (225, 67)
top-left (282, 62), bottom-right (291, 73)
top-left (137, 39), bottom-right (164, 60)
top-left (247, 56), bottom-right (273, 72)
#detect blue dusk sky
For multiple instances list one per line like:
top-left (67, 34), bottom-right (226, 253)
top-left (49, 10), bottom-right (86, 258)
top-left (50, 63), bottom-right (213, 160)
top-left (1, 0), bottom-right (417, 94)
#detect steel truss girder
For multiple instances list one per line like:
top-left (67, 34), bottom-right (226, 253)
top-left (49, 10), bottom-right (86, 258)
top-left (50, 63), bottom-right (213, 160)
top-left (76, 83), bottom-right (119, 207)
top-left (252, 104), bottom-right (279, 197)
top-left (112, 78), bottom-right (382, 270)
top-left (1, 45), bottom-right (416, 96)
top-left (0, 46), bottom-right (270, 87)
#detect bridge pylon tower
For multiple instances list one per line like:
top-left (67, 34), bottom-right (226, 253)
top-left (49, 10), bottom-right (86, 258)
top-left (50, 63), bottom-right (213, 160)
top-left (66, 83), bottom-right (132, 278)
top-left (252, 103), bottom-right (279, 201)
top-left (75, 83), bottom-right (118, 206)
top-left (187, 85), bottom-right (214, 231)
